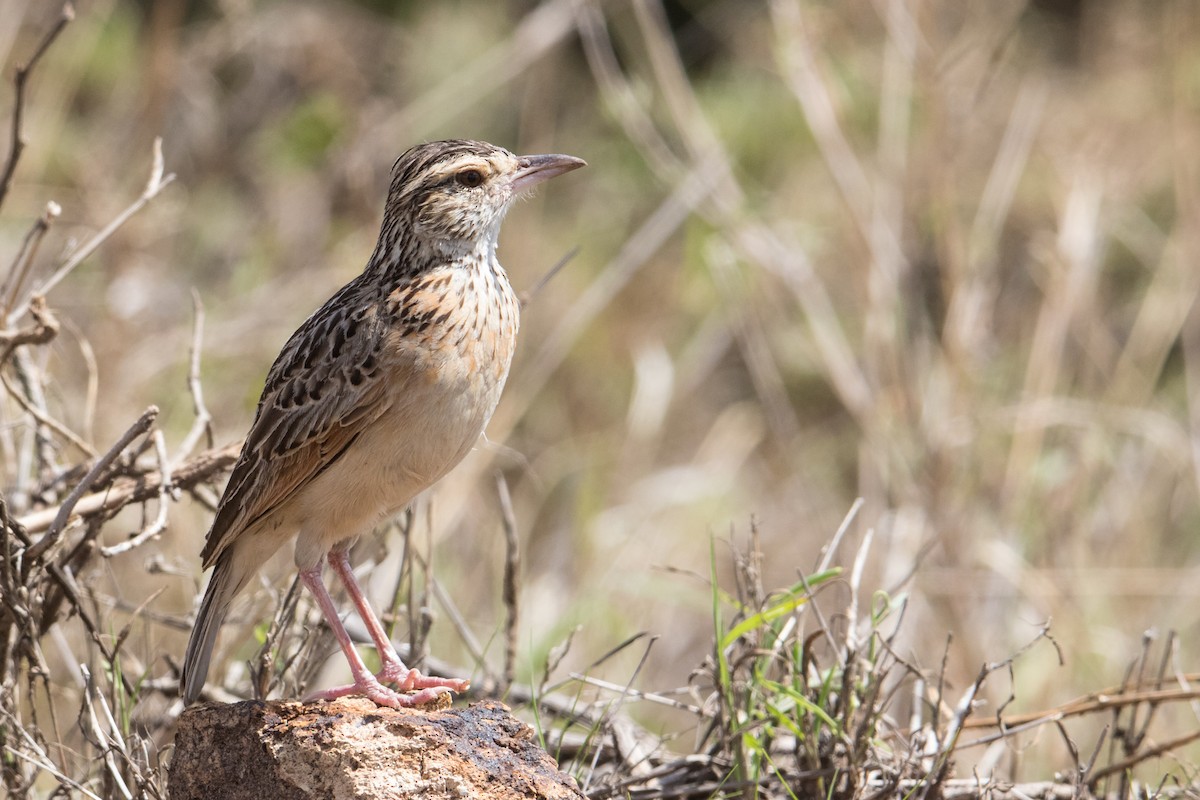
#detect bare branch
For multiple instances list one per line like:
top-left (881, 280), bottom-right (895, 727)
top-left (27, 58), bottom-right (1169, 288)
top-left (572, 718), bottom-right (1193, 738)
top-left (100, 428), bottom-right (172, 557)
top-left (0, 365), bottom-right (93, 461)
top-left (496, 472), bottom-right (519, 692)
top-left (9, 137), bottom-right (175, 323)
top-left (518, 246), bottom-right (578, 308)
top-left (26, 406), bottom-right (159, 564)
top-left (174, 289), bottom-right (214, 464)
top-left (0, 707), bottom-right (104, 800)
top-left (16, 439), bottom-right (241, 536)
top-left (2, 201), bottom-right (60, 321)
top-left (0, 294), bottom-right (58, 360)
top-left (78, 665), bottom-right (133, 800)
top-left (0, 3), bottom-right (74, 210)
top-left (567, 673), bottom-right (703, 715)
top-left (428, 576), bottom-right (490, 682)
top-left (1087, 726), bottom-right (1200, 784)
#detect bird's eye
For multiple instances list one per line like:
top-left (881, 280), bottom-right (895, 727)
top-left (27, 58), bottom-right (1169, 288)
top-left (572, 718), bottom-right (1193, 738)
top-left (456, 169), bottom-right (484, 188)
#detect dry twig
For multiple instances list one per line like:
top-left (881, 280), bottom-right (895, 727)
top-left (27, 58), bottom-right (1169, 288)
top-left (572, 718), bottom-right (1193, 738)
top-left (0, 3), bottom-right (74, 209)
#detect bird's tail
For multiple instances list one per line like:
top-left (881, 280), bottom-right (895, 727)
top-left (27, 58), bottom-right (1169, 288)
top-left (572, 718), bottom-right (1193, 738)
top-left (181, 548), bottom-right (248, 704)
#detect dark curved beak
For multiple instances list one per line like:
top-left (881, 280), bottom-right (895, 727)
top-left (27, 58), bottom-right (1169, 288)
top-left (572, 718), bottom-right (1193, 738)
top-left (511, 153), bottom-right (586, 194)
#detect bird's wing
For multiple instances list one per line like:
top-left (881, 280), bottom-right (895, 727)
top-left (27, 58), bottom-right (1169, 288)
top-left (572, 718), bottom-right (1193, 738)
top-left (200, 286), bottom-right (392, 568)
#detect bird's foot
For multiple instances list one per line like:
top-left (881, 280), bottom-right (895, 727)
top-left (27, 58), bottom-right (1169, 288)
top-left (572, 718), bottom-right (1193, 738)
top-left (306, 675), bottom-right (454, 709)
top-left (377, 662), bottom-right (470, 694)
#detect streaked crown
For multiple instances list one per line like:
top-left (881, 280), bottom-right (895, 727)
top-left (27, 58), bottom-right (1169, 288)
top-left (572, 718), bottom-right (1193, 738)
top-left (385, 140), bottom-right (519, 243)
top-left (383, 139), bottom-right (585, 245)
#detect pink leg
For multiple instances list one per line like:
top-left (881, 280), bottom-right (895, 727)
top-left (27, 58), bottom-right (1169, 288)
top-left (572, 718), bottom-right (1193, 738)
top-left (298, 558), bottom-right (457, 708)
top-left (326, 548), bottom-right (470, 693)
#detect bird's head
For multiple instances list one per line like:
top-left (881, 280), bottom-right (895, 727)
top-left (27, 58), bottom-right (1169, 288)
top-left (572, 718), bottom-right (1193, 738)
top-left (385, 139), bottom-right (585, 248)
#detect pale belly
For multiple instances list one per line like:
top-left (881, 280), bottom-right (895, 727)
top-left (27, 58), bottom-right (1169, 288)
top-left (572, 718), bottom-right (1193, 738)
top-left (287, 341), bottom-right (514, 569)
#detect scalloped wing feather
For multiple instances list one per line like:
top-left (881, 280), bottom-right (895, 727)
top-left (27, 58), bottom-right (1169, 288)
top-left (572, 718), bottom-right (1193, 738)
top-left (199, 296), bottom-right (390, 567)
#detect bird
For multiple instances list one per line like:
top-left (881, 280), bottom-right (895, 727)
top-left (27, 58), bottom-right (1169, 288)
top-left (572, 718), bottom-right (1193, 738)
top-left (180, 139), bottom-right (585, 709)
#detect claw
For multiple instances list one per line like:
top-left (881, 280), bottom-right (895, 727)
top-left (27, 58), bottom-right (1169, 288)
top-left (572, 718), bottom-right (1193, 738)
top-left (378, 664), bottom-right (470, 693)
top-left (306, 675), bottom-right (454, 708)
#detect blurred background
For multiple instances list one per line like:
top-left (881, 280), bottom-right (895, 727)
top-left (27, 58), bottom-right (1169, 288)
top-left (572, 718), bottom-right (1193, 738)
top-left (2, 0), bottom-right (1199, 785)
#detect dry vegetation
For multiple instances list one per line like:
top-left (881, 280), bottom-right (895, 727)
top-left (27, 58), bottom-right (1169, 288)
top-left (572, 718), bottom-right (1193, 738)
top-left (1, 0), bottom-right (1199, 797)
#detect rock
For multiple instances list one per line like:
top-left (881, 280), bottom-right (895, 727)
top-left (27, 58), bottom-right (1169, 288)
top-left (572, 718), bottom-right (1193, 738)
top-left (169, 698), bottom-right (584, 800)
